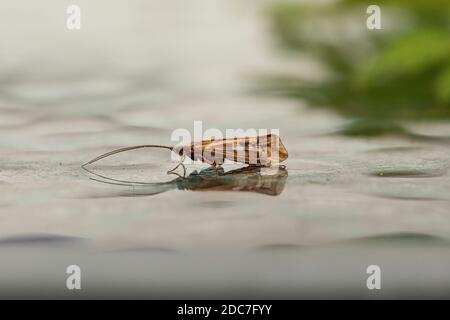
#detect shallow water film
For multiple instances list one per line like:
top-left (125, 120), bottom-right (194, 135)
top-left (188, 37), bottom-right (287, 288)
top-left (0, 0), bottom-right (449, 299)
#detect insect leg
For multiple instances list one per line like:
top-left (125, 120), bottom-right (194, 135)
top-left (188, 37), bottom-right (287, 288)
top-left (248, 159), bottom-right (271, 167)
top-left (203, 156), bottom-right (221, 170)
top-left (263, 160), bottom-right (272, 167)
top-left (167, 155), bottom-right (186, 177)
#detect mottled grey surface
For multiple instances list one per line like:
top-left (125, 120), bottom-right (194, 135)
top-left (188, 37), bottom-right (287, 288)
top-left (0, 0), bottom-right (450, 298)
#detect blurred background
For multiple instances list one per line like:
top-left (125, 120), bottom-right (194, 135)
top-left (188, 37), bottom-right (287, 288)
top-left (0, 0), bottom-right (449, 298)
top-left (264, 0), bottom-right (450, 136)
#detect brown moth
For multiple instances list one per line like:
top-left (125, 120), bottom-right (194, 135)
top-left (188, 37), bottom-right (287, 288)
top-left (82, 134), bottom-right (288, 176)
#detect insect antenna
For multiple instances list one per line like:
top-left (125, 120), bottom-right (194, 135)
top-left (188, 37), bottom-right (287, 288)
top-left (89, 176), bottom-right (142, 187)
top-left (167, 154), bottom-right (186, 177)
top-left (82, 144), bottom-right (173, 168)
top-left (82, 165), bottom-right (167, 185)
top-left (81, 144), bottom-right (180, 182)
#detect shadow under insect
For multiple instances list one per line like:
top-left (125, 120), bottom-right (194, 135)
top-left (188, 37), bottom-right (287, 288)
top-left (88, 166), bottom-right (288, 197)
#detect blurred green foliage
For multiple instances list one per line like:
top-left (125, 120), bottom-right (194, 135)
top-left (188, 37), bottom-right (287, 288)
top-left (265, 0), bottom-right (450, 136)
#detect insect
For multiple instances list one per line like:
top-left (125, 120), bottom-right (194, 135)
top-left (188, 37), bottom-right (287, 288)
top-left (82, 134), bottom-right (288, 177)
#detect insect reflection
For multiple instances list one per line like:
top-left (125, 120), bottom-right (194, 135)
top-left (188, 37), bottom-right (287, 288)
top-left (88, 166), bottom-right (288, 197)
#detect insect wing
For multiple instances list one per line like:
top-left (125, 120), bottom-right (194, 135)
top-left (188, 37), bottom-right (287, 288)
top-left (201, 135), bottom-right (287, 165)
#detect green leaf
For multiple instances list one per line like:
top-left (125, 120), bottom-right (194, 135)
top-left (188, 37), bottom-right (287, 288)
top-left (355, 30), bottom-right (450, 88)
